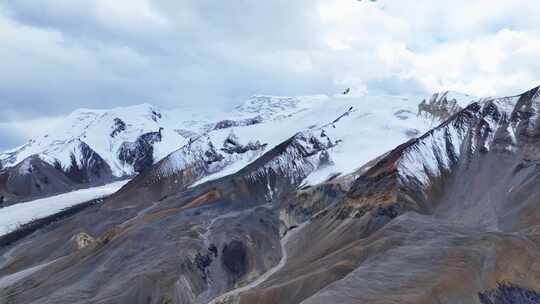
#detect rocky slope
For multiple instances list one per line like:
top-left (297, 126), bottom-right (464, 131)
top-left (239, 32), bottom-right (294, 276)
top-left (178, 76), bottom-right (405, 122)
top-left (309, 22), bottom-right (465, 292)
top-left (0, 89), bottom-right (506, 304)
top-left (0, 126), bottom-right (335, 303)
top-left (233, 86), bottom-right (540, 304)
top-left (0, 156), bottom-right (76, 206)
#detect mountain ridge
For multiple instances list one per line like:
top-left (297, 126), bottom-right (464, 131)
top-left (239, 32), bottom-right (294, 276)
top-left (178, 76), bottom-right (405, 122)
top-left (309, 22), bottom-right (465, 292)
top-left (0, 91), bottom-right (475, 205)
top-left (3, 87), bottom-right (540, 304)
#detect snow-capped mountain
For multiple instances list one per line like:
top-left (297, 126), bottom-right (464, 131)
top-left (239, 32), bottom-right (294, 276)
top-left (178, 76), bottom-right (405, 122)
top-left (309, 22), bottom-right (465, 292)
top-left (0, 91), bottom-right (476, 205)
top-left (1, 104), bottom-right (210, 177)
top-left (188, 91), bottom-right (477, 188)
top-left (6, 86), bottom-right (540, 304)
top-left (112, 91), bottom-right (479, 202)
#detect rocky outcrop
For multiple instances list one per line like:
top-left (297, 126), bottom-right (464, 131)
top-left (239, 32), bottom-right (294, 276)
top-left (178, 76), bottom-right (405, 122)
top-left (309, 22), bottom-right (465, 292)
top-left (110, 118), bottom-right (126, 138)
top-left (212, 116), bottom-right (263, 130)
top-left (72, 232), bottom-right (95, 250)
top-left (63, 141), bottom-right (112, 184)
top-left (0, 141), bottom-right (112, 205)
top-left (221, 133), bottom-right (267, 155)
top-left (118, 130), bottom-right (162, 173)
top-left (418, 91), bottom-right (475, 122)
top-left (150, 109), bottom-right (162, 122)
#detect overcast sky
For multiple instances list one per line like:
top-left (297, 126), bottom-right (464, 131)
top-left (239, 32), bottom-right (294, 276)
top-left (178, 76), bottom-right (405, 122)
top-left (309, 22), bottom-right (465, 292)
top-left (1, 0), bottom-right (540, 150)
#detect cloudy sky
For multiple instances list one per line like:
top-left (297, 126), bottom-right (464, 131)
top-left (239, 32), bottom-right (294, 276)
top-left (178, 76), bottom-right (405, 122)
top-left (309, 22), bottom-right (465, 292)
top-left (1, 0), bottom-right (540, 149)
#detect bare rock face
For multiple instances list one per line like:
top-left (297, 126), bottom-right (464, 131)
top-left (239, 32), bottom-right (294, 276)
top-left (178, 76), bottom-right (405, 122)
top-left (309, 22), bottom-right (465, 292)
top-left (63, 141), bottom-right (113, 184)
top-left (118, 130), bottom-right (163, 173)
top-left (71, 232), bottom-right (95, 250)
top-left (221, 240), bottom-right (248, 280)
top-left (212, 116), bottom-right (263, 130)
top-left (418, 91), bottom-right (476, 122)
top-left (478, 283), bottom-right (540, 304)
top-left (0, 141), bottom-right (113, 206)
top-left (221, 133), bottom-right (267, 155)
top-left (110, 117), bottom-right (127, 138)
top-left (0, 156), bottom-right (75, 206)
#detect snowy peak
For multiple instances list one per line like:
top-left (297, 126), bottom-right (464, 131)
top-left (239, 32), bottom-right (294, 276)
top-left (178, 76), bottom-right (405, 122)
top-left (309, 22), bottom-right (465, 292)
top-left (59, 103), bottom-right (164, 140)
top-left (0, 103), bottom-right (182, 177)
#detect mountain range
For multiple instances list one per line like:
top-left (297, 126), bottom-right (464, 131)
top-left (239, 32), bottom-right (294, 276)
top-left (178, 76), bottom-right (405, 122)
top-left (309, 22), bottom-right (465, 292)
top-left (2, 87), bottom-right (540, 304)
top-left (0, 91), bottom-right (472, 206)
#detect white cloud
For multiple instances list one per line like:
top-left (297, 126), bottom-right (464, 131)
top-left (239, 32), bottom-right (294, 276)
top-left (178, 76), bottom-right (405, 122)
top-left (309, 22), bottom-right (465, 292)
top-left (1, 0), bottom-right (540, 148)
top-left (94, 0), bottom-right (168, 29)
top-left (0, 117), bottom-right (62, 150)
top-left (311, 0), bottom-right (540, 96)
top-left (404, 29), bottom-right (540, 96)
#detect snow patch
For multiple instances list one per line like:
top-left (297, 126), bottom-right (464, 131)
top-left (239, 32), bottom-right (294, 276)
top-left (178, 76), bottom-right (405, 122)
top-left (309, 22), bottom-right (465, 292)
top-left (0, 180), bottom-right (129, 236)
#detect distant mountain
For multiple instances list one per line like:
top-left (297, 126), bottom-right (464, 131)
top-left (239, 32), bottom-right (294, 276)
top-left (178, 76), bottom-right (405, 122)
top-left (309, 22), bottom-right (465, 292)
top-left (1, 103), bottom-right (211, 177)
top-left (0, 92), bottom-right (476, 205)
